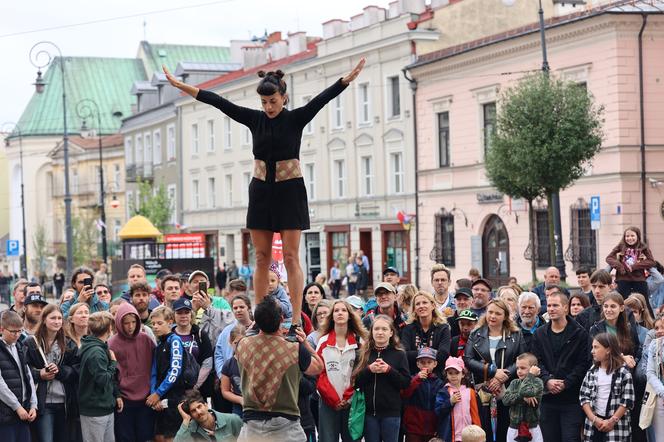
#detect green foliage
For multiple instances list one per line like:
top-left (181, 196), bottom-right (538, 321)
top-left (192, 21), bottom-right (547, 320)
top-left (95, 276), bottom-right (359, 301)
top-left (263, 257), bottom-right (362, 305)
top-left (129, 178), bottom-right (172, 233)
top-left (72, 213), bottom-right (98, 267)
top-left (32, 223), bottom-right (49, 277)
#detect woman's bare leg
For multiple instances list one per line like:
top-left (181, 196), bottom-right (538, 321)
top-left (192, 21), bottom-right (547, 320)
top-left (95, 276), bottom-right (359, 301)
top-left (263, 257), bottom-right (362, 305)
top-left (250, 229), bottom-right (274, 305)
top-left (281, 229), bottom-right (303, 325)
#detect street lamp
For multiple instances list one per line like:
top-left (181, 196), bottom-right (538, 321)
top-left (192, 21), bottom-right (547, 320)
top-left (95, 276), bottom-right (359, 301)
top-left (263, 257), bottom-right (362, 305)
top-left (76, 99), bottom-right (108, 264)
top-left (2, 122), bottom-right (28, 279)
top-left (30, 41), bottom-right (73, 280)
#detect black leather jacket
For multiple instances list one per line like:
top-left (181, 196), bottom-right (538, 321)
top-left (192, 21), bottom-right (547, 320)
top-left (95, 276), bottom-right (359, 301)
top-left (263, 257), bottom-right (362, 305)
top-left (464, 326), bottom-right (524, 384)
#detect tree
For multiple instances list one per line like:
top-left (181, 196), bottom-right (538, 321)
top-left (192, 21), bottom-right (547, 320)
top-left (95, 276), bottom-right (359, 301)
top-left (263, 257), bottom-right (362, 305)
top-left (129, 178), bottom-right (173, 233)
top-left (32, 223), bottom-right (49, 280)
top-left (72, 212), bottom-right (98, 267)
top-left (486, 73), bottom-right (604, 283)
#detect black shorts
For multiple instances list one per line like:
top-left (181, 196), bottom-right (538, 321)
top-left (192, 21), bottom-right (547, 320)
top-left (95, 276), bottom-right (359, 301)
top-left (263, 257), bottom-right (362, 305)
top-left (154, 398), bottom-right (184, 437)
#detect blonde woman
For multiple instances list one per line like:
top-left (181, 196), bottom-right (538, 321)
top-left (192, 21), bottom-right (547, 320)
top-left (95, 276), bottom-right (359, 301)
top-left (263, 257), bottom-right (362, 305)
top-left (497, 285), bottom-right (520, 321)
top-left (397, 284), bottom-right (417, 317)
top-left (65, 302), bottom-right (90, 347)
top-left (401, 291), bottom-right (451, 375)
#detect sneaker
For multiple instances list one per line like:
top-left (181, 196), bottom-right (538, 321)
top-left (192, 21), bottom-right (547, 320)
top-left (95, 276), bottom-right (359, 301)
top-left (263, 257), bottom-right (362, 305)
top-left (285, 323), bottom-right (301, 342)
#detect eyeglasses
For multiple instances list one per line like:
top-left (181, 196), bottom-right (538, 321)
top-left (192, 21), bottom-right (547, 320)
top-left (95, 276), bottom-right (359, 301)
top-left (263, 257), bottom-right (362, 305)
top-left (4, 329), bottom-right (22, 335)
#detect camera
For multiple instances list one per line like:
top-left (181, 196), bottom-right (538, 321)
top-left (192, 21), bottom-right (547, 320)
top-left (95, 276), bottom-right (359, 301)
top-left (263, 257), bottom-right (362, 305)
top-left (83, 277), bottom-right (93, 288)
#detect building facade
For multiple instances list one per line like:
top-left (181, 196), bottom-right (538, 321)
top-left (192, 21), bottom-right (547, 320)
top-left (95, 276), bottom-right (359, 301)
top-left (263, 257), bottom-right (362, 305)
top-left (410, 3), bottom-right (664, 287)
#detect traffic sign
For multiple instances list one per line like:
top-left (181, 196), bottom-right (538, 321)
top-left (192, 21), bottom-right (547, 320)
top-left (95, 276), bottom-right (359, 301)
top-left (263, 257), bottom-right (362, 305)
top-left (6, 240), bottom-right (19, 257)
top-left (590, 196), bottom-right (600, 230)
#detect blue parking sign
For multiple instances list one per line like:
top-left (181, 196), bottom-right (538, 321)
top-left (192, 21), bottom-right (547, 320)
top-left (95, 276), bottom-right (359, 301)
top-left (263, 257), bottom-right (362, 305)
top-left (6, 240), bottom-right (19, 257)
top-left (590, 196), bottom-right (600, 230)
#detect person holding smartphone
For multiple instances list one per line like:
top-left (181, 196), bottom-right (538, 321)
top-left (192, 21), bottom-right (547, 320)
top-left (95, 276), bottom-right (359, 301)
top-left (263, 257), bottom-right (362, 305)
top-left (185, 271), bottom-right (233, 346)
top-left (61, 267), bottom-right (109, 319)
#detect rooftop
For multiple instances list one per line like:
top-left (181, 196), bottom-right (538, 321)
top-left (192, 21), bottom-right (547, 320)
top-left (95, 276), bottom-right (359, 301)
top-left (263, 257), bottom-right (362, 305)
top-left (139, 41), bottom-right (232, 73)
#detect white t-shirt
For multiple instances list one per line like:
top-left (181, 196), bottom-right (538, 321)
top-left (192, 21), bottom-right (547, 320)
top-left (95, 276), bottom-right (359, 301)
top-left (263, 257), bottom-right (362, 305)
top-left (489, 336), bottom-right (502, 364)
top-left (595, 368), bottom-right (613, 416)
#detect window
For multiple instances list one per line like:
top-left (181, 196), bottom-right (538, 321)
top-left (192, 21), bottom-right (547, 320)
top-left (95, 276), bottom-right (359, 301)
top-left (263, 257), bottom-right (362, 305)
top-left (483, 102), bottom-right (496, 156)
top-left (167, 184), bottom-right (177, 224)
top-left (135, 134), bottom-right (143, 165)
top-left (192, 179), bottom-right (200, 209)
top-left (329, 231), bottom-right (349, 268)
top-left (72, 168), bottom-right (79, 194)
top-left (113, 219), bottom-right (122, 241)
top-left (153, 129), bottom-right (161, 165)
top-left (332, 96), bottom-right (343, 129)
top-left (224, 117), bottom-right (232, 149)
top-left (391, 152), bottom-right (404, 194)
top-left (243, 127), bottom-right (251, 145)
top-left (358, 83), bottom-right (370, 124)
top-left (167, 124), bottom-right (176, 160)
top-left (242, 172), bottom-right (251, 205)
top-left (434, 211), bottom-right (455, 267)
top-left (302, 96), bottom-right (313, 135)
top-left (191, 123), bottom-right (199, 154)
top-left (384, 230), bottom-right (409, 278)
top-left (438, 111), bottom-right (450, 167)
top-left (535, 208), bottom-right (551, 267)
top-left (124, 137), bottom-right (133, 164)
top-left (144, 133), bottom-right (152, 167)
top-left (387, 75), bottom-right (400, 118)
top-left (361, 156), bottom-right (373, 196)
top-left (113, 164), bottom-right (121, 190)
top-left (207, 120), bottom-right (215, 152)
top-left (208, 177), bottom-right (216, 208)
top-left (569, 202), bottom-right (597, 269)
top-left (334, 159), bottom-right (346, 198)
top-left (305, 163), bottom-right (316, 200)
top-left (225, 174), bottom-right (233, 207)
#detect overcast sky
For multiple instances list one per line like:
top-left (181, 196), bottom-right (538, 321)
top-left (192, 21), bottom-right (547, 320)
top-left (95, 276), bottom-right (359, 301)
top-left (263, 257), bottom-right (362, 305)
top-left (0, 0), bottom-right (394, 126)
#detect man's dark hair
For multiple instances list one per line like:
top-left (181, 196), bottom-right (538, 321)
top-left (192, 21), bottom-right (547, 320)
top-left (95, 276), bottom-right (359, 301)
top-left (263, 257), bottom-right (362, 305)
top-left (130, 282), bottom-right (151, 298)
top-left (544, 284), bottom-right (562, 292)
top-left (254, 297), bottom-right (282, 334)
top-left (228, 278), bottom-right (247, 292)
top-left (71, 267), bottom-right (94, 286)
top-left (576, 267), bottom-right (593, 277)
top-left (181, 389), bottom-right (206, 415)
top-left (161, 275), bottom-right (181, 291)
top-left (155, 269), bottom-right (172, 280)
top-left (590, 269), bottom-right (612, 285)
top-left (23, 282), bottom-right (41, 295)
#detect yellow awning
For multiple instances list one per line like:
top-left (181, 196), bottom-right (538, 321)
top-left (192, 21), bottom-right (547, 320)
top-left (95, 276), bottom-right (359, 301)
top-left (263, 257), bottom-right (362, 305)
top-left (118, 215), bottom-right (162, 239)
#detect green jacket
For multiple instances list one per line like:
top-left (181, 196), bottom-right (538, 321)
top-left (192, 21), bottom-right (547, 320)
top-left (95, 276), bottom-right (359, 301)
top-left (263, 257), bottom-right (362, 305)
top-left (501, 373), bottom-right (544, 429)
top-left (78, 335), bottom-right (118, 417)
top-left (174, 409), bottom-right (243, 442)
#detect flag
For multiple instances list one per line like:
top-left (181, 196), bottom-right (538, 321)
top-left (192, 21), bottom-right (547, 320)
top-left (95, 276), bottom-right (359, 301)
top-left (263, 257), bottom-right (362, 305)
top-left (396, 210), bottom-right (416, 231)
top-left (175, 222), bottom-right (188, 230)
top-left (95, 219), bottom-right (106, 232)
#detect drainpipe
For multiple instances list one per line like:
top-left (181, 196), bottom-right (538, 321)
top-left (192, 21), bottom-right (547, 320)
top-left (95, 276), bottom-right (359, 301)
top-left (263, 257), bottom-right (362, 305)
top-left (402, 67), bottom-right (420, 287)
top-left (177, 104), bottom-right (184, 227)
top-left (638, 14), bottom-right (648, 241)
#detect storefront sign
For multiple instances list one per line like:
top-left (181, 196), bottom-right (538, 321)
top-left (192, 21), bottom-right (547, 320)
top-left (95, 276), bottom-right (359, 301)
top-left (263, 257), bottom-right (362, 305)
top-left (476, 192), bottom-right (504, 204)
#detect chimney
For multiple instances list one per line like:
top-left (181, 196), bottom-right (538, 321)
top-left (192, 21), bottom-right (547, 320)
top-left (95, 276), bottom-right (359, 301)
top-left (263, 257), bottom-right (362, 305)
top-left (430, 0), bottom-right (449, 8)
top-left (287, 32), bottom-right (307, 55)
top-left (401, 0), bottom-right (426, 14)
top-left (388, 1), bottom-right (400, 18)
top-left (242, 45), bottom-right (268, 69)
top-left (364, 6), bottom-right (387, 26)
top-left (350, 13), bottom-right (365, 31)
top-left (322, 19), bottom-right (349, 39)
top-left (268, 40), bottom-right (289, 61)
top-left (230, 39), bottom-right (253, 65)
top-left (266, 31), bottom-right (282, 45)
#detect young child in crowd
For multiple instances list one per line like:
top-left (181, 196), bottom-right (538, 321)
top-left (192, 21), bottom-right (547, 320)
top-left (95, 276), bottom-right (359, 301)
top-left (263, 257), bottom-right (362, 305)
top-left (354, 315), bottom-right (411, 442)
top-left (501, 352), bottom-right (544, 442)
top-left (436, 356), bottom-right (481, 442)
top-left (78, 311), bottom-right (120, 442)
top-left (606, 226), bottom-right (655, 299)
top-left (450, 309), bottom-right (478, 358)
top-left (147, 306), bottom-right (186, 442)
top-left (579, 332), bottom-right (635, 441)
top-left (267, 261), bottom-right (293, 323)
top-left (0, 310), bottom-right (37, 442)
top-left (461, 425), bottom-right (486, 442)
top-left (401, 347), bottom-right (445, 442)
top-left (108, 302), bottom-right (156, 442)
top-left (220, 324), bottom-right (245, 417)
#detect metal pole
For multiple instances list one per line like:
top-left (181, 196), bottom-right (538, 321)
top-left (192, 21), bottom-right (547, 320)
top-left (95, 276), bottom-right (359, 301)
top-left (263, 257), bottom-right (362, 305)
top-left (60, 57), bottom-right (73, 280)
top-left (537, 0), bottom-right (565, 279)
top-left (98, 110), bottom-right (108, 263)
top-left (19, 133), bottom-right (28, 279)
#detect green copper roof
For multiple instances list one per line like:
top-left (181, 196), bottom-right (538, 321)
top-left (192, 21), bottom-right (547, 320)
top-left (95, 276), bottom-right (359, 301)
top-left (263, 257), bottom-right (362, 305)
top-left (17, 56), bottom-right (146, 137)
top-left (139, 41), bottom-right (231, 74)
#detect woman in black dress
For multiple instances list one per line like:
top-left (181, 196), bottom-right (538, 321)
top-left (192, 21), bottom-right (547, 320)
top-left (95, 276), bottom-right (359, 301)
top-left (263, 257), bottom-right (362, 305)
top-left (164, 59), bottom-right (365, 334)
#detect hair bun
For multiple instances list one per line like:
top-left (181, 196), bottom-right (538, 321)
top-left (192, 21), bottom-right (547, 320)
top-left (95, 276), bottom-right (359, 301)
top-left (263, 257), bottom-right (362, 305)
top-left (274, 70), bottom-right (285, 79)
top-left (257, 70), bottom-right (267, 78)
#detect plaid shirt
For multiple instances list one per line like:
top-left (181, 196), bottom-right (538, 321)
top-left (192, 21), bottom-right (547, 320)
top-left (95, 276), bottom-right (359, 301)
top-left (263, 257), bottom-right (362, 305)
top-left (579, 365), bottom-right (635, 442)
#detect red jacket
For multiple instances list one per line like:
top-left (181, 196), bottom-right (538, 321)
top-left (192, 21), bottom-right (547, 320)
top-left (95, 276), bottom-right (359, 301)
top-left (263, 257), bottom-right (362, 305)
top-left (316, 330), bottom-right (359, 408)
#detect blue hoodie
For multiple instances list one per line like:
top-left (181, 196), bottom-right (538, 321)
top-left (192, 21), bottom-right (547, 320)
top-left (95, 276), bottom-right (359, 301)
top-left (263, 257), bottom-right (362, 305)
top-left (269, 284), bottom-right (292, 322)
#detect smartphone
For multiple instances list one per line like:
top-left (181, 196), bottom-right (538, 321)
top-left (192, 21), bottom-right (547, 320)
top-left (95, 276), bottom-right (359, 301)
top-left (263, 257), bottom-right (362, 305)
top-left (199, 281), bottom-right (206, 295)
top-left (83, 277), bottom-right (93, 288)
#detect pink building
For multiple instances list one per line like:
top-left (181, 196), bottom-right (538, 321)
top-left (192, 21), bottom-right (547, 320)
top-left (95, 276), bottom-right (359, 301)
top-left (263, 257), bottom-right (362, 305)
top-left (409, 3), bottom-right (664, 288)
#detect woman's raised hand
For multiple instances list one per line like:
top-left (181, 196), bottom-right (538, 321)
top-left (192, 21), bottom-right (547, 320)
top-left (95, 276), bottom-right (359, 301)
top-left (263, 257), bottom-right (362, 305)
top-left (163, 65), bottom-right (199, 98)
top-left (342, 58), bottom-right (366, 85)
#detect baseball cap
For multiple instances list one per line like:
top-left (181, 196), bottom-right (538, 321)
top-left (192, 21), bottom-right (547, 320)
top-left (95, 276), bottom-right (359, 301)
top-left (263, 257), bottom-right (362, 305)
top-left (156, 269), bottom-right (172, 280)
top-left (346, 295), bottom-right (364, 310)
top-left (445, 356), bottom-right (465, 372)
top-left (454, 287), bottom-right (473, 299)
top-left (172, 297), bottom-right (193, 312)
top-left (373, 282), bottom-right (396, 296)
top-left (382, 266), bottom-right (399, 276)
top-left (416, 347), bottom-right (438, 360)
top-left (457, 309), bottom-right (479, 322)
top-left (471, 278), bottom-right (492, 292)
top-left (24, 293), bottom-right (47, 306)
top-left (188, 270), bottom-right (209, 284)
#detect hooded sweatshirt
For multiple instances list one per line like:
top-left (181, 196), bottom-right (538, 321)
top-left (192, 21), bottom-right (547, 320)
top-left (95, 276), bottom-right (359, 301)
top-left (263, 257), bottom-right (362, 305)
top-left (108, 303), bottom-right (155, 402)
top-left (78, 335), bottom-right (117, 416)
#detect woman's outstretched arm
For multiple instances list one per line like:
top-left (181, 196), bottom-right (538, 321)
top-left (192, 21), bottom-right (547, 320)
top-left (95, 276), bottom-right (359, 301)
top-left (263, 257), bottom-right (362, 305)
top-left (163, 65), bottom-right (199, 97)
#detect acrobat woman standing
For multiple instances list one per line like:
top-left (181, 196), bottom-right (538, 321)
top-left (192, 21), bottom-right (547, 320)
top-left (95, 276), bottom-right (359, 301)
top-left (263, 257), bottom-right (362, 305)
top-left (164, 59), bottom-right (365, 337)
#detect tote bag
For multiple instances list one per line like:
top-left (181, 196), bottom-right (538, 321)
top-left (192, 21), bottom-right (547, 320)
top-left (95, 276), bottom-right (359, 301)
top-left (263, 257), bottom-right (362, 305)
top-left (348, 389), bottom-right (366, 440)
